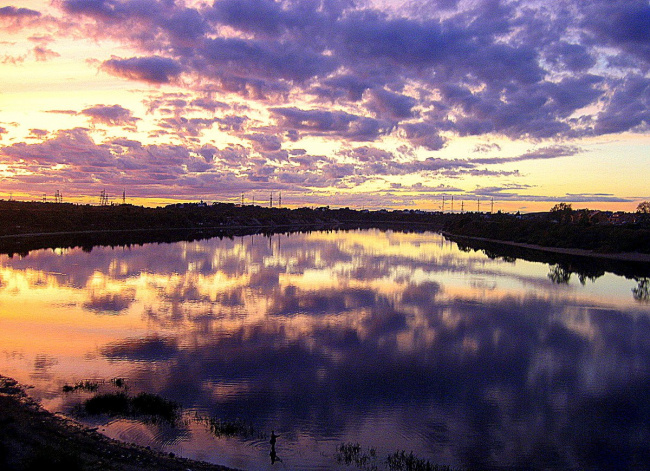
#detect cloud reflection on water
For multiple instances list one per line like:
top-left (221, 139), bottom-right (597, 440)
top-left (0, 230), bottom-right (649, 469)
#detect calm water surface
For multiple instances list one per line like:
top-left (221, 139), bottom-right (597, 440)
top-left (1, 230), bottom-right (649, 470)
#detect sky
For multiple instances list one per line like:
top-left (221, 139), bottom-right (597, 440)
top-left (0, 0), bottom-right (649, 212)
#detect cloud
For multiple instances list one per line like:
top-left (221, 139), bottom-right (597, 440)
top-left (157, 117), bottom-right (219, 138)
top-left (400, 122), bottom-right (447, 150)
top-left (3, 0), bottom-right (650, 207)
top-left (271, 107), bottom-right (394, 141)
top-left (190, 97), bottom-right (229, 113)
top-left (101, 56), bottom-right (183, 84)
top-left (245, 133), bottom-right (282, 152)
top-left (594, 76), bottom-right (650, 135)
top-left (469, 187), bottom-right (633, 203)
top-left (469, 145), bottom-right (582, 165)
top-left (81, 104), bottom-right (139, 128)
top-left (584, 1), bottom-right (650, 64)
top-left (47, 0), bottom-right (650, 146)
top-left (28, 129), bottom-right (49, 140)
top-left (32, 45), bottom-right (60, 62)
top-left (367, 88), bottom-right (418, 120)
top-left (0, 6), bottom-right (41, 31)
top-left (196, 36), bottom-right (336, 83)
top-left (0, 6), bottom-right (40, 18)
top-left (208, 0), bottom-right (311, 38)
top-left (473, 143), bottom-right (501, 153)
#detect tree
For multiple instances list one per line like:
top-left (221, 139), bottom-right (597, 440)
top-left (550, 203), bottom-right (573, 223)
top-left (548, 264), bottom-right (572, 284)
top-left (636, 201), bottom-right (650, 214)
top-left (632, 277), bottom-right (649, 303)
top-left (550, 203), bottom-right (573, 213)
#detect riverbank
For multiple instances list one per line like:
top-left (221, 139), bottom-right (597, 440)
top-left (0, 375), bottom-right (237, 471)
top-left (444, 233), bottom-right (650, 263)
top-left (1, 200), bottom-right (649, 263)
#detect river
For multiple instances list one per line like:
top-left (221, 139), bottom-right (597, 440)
top-left (0, 229), bottom-right (648, 470)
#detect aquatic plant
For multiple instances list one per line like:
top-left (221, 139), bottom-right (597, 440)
top-left (62, 380), bottom-right (99, 393)
top-left (130, 392), bottom-right (179, 423)
top-left (386, 450), bottom-right (452, 471)
top-left (110, 377), bottom-right (128, 389)
top-left (83, 392), bottom-right (130, 416)
top-left (336, 442), bottom-right (378, 470)
top-left (335, 444), bottom-right (456, 471)
top-left (82, 392), bottom-right (180, 424)
top-left (203, 416), bottom-right (259, 439)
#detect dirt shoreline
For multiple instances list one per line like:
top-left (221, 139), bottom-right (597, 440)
top-left (0, 375), bottom-right (239, 471)
top-left (443, 233), bottom-right (650, 263)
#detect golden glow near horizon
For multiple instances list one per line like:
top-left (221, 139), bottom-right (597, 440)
top-left (1, 1), bottom-right (649, 212)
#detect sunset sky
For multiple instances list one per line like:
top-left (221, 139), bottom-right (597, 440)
top-left (1, 0), bottom-right (649, 212)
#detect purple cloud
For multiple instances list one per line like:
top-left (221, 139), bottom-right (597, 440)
top-left (594, 76), bottom-right (650, 135)
top-left (584, 0), bottom-right (650, 63)
top-left (367, 88), bottom-right (417, 120)
top-left (81, 104), bottom-right (139, 127)
top-left (102, 56), bottom-right (182, 84)
top-left (196, 37), bottom-right (336, 83)
top-left (0, 6), bottom-right (40, 18)
top-left (3, 0), bottom-right (650, 206)
top-left (469, 145), bottom-right (582, 165)
top-left (32, 46), bottom-right (60, 62)
top-left (400, 122), bottom-right (447, 150)
top-left (271, 107), bottom-right (394, 141)
top-left (157, 117), bottom-right (219, 138)
top-left (0, 5), bottom-right (42, 31)
top-left (45, 0), bottom-right (648, 145)
top-left (245, 133), bottom-right (282, 152)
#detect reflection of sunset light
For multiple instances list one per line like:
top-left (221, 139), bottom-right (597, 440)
top-left (0, 230), bottom-right (647, 470)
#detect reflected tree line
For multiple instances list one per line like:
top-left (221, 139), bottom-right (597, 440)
top-left (453, 238), bottom-right (650, 303)
top-left (3, 226), bottom-right (649, 302)
top-left (546, 263), bottom-right (649, 302)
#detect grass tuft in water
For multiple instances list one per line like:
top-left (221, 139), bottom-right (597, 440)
top-left (82, 392), bottom-right (180, 424)
top-left (62, 380), bottom-right (100, 393)
top-left (386, 450), bottom-right (453, 471)
top-left (130, 392), bottom-right (179, 423)
top-left (109, 377), bottom-right (127, 389)
top-left (83, 392), bottom-right (130, 416)
top-left (336, 442), bottom-right (378, 470)
top-left (204, 417), bottom-right (259, 439)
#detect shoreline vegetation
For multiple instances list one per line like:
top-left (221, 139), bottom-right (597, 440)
top-left (0, 375), bottom-right (237, 471)
top-left (0, 200), bottom-right (649, 263)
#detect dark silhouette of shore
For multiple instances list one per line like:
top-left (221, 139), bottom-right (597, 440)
top-left (1, 200), bottom-right (648, 269)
